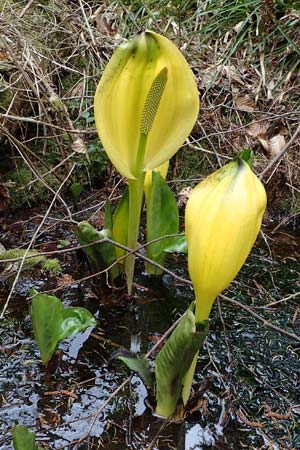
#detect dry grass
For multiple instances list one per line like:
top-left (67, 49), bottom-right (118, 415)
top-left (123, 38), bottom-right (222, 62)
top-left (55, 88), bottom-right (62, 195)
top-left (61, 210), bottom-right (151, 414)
top-left (0, 0), bottom-right (300, 223)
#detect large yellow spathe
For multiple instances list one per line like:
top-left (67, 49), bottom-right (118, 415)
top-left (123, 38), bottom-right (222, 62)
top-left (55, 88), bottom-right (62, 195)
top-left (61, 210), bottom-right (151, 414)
top-left (94, 31), bottom-right (199, 179)
top-left (185, 159), bottom-right (267, 322)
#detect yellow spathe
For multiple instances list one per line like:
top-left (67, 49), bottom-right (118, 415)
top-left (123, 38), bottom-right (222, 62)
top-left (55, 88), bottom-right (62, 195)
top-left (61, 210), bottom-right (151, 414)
top-left (94, 31), bottom-right (199, 179)
top-left (185, 159), bottom-right (267, 322)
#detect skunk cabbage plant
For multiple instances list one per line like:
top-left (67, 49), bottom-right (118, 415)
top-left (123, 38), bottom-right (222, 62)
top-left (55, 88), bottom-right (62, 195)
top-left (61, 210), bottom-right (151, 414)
top-left (110, 157), bottom-right (267, 419)
top-left (94, 30), bottom-right (199, 292)
top-left (185, 158), bottom-right (267, 323)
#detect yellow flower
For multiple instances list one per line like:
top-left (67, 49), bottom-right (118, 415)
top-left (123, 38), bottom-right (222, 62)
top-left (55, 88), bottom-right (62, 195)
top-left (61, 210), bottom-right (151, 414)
top-left (144, 160), bottom-right (169, 204)
top-left (185, 159), bottom-right (267, 322)
top-left (94, 31), bottom-right (199, 179)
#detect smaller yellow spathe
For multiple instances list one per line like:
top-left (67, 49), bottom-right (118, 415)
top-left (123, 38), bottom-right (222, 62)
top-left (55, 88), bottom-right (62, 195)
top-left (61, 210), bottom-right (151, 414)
top-left (94, 31), bottom-right (199, 179)
top-left (185, 159), bottom-right (267, 322)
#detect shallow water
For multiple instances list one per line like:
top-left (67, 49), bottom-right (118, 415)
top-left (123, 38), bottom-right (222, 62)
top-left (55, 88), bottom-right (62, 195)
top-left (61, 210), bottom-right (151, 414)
top-left (0, 225), bottom-right (299, 449)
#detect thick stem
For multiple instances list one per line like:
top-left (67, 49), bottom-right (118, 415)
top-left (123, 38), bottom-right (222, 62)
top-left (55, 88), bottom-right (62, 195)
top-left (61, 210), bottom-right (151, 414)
top-left (181, 313), bottom-right (209, 406)
top-left (125, 174), bottom-right (145, 294)
top-left (181, 351), bottom-right (199, 406)
top-left (124, 135), bottom-right (147, 294)
top-left (194, 294), bottom-right (214, 323)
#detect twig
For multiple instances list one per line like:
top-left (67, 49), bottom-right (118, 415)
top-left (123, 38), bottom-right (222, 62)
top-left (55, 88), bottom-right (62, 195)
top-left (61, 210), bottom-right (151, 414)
top-left (143, 420), bottom-right (168, 450)
top-left (0, 233), bottom-right (185, 263)
top-left (0, 164), bottom-right (75, 318)
top-left (19, 0), bottom-right (35, 18)
top-left (0, 125), bottom-right (74, 223)
top-left (0, 113), bottom-right (95, 134)
top-left (65, 314), bottom-right (185, 449)
top-left (221, 295), bottom-right (300, 343)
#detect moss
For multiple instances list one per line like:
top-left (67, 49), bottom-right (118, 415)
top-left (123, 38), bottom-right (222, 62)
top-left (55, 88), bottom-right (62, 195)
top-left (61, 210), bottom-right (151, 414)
top-left (0, 249), bottom-right (61, 276)
top-left (0, 249), bottom-right (44, 266)
top-left (42, 258), bottom-right (62, 276)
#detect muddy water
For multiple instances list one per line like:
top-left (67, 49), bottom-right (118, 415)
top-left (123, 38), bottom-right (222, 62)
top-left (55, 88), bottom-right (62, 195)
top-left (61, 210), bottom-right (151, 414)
top-left (0, 226), bottom-right (299, 450)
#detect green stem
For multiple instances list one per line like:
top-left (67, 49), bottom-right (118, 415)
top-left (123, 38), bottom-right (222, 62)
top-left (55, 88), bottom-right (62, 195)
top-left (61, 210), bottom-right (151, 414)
top-left (181, 351), bottom-right (199, 406)
top-left (181, 313), bottom-right (209, 406)
top-left (195, 295), bottom-right (214, 323)
top-left (124, 134), bottom-right (147, 294)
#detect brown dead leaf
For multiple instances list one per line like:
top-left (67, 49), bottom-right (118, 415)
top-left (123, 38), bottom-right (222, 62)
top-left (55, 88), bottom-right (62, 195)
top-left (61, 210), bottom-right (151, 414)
top-left (257, 137), bottom-right (270, 152)
top-left (247, 121), bottom-right (269, 138)
top-left (247, 121), bottom-right (270, 151)
top-left (235, 94), bottom-right (256, 111)
top-left (223, 65), bottom-right (245, 85)
top-left (233, 20), bottom-right (245, 33)
top-left (57, 274), bottom-right (75, 288)
top-left (71, 137), bottom-right (87, 155)
top-left (199, 65), bottom-right (221, 88)
top-left (177, 187), bottom-right (193, 208)
top-left (93, 5), bottom-right (120, 36)
top-left (269, 134), bottom-right (285, 157)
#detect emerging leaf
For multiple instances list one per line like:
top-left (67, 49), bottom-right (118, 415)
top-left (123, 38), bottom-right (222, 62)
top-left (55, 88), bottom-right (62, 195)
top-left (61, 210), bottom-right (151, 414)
top-left (109, 349), bottom-right (154, 388)
top-left (74, 221), bottom-right (119, 280)
top-left (155, 310), bottom-right (207, 418)
top-left (12, 425), bottom-right (36, 450)
top-left (104, 200), bottom-right (113, 230)
top-left (30, 292), bottom-right (96, 364)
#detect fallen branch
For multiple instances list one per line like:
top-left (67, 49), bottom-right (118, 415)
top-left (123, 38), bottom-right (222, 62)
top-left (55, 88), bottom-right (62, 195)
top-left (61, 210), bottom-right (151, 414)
top-left (221, 295), bottom-right (300, 343)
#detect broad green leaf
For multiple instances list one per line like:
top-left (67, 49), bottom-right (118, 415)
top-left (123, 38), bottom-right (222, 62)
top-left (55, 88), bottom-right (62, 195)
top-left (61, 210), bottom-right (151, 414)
top-left (112, 188), bottom-right (129, 261)
top-left (31, 293), bottom-right (63, 364)
top-left (30, 292), bottom-right (96, 365)
top-left (155, 310), bottom-right (208, 418)
top-left (146, 172), bottom-right (179, 274)
top-left (109, 349), bottom-right (154, 388)
top-left (163, 234), bottom-right (187, 254)
top-left (12, 425), bottom-right (36, 450)
top-left (74, 221), bottom-right (119, 279)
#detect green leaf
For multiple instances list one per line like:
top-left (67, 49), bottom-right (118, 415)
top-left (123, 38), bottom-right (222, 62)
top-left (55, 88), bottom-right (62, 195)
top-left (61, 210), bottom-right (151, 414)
top-left (104, 200), bottom-right (113, 230)
top-left (70, 182), bottom-right (83, 201)
top-left (163, 234), bottom-right (187, 254)
top-left (57, 239), bottom-right (70, 249)
top-left (59, 307), bottom-right (96, 341)
top-left (112, 188), bottom-right (129, 261)
top-left (236, 149), bottom-right (254, 167)
top-left (74, 221), bottom-right (119, 279)
top-left (146, 172), bottom-right (179, 274)
top-left (30, 292), bottom-right (96, 365)
top-left (155, 310), bottom-right (208, 418)
top-left (109, 349), bottom-right (154, 388)
top-left (12, 425), bottom-right (36, 450)
top-left (30, 293), bottom-right (63, 364)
